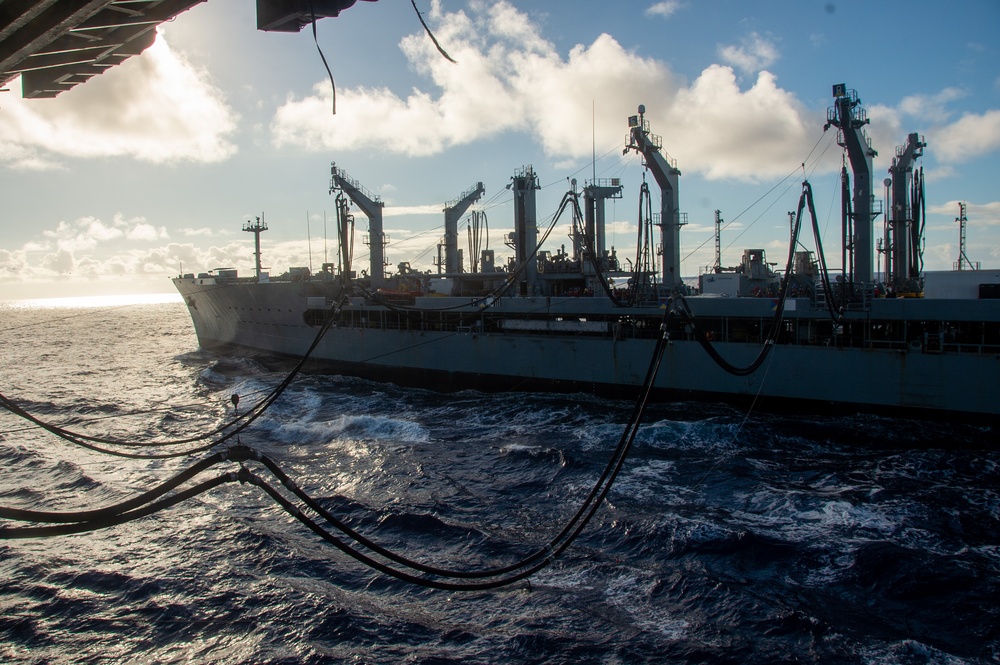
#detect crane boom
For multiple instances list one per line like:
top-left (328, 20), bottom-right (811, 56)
top-left (826, 84), bottom-right (877, 286)
top-left (330, 162), bottom-right (386, 286)
top-left (625, 105), bottom-right (684, 288)
top-left (442, 182), bottom-right (485, 273)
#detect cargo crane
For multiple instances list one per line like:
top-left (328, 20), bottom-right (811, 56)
top-left (439, 182), bottom-right (485, 274)
top-left (625, 105), bottom-right (687, 290)
top-left (330, 162), bottom-right (386, 287)
top-left (826, 84), bottom-right (878, 293)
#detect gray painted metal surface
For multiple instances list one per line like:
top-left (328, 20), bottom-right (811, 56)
top-left (175, 276), bottom-right (1000, 422)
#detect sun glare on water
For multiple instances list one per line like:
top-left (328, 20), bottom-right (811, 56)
top-left (5, 293), bottom-right (183, 309)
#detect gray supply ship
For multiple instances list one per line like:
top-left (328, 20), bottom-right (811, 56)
top-left (174, 86), bottom-right (1000, 423)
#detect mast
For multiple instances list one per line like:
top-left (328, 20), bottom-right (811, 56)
top-left (826, 84), bottom-right (877, 286)
top-left (442, 182), bottom-right (485, 273)
top-left (306, 211), bottom-right (313, 274)
top-left (714, 209), bottom-right (723, 273)
top-left (625, 104), bottom-right (685, 289)
top-left (330, 162), bottom-right (386, 287)
top-left (954, 202), bottom-right (979, 271)
top-left (243, 215), bottom-right (268, 282)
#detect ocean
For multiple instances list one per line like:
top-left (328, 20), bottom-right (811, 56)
top-left (0, 296), bottom-right (997, 664)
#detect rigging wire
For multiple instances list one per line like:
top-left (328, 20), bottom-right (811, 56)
top-left (633, 179), bottom-right (655, 299)
top-left (804, 180), bottom-right (848, 322)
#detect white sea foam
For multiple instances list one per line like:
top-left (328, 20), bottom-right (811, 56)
top-left (732, 490), bottom-right (902, 546)
top-left (198, 357), bottom-right (271, 387)
top-left (603, 570), bottom-right (691, 640)
top-left (325, 413), bottom-right (430, 444)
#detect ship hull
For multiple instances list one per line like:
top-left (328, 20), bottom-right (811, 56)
top-left (175, 277), bottom-right (1000, 423)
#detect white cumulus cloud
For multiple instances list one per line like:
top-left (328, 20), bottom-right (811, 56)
top-left (0, 30), bottom-right (239, 170)
top-left (718, 32), bottom-right (779, 74)
top-left (271, 1), bottom-right (815, 183)
top-left (861, 90), bottom-right (1000, 168)
top-left (646, 1), bottom-right (684, 18)
top-left (932, 110), bottom-right (1000, 163)
top-left (274, 0), bottom-right (657, 159)
top-left (663, 66), bottom-right (811, 180)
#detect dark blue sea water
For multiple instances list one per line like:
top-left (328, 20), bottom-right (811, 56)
top-left (1, 297), bottom-right (998, 664)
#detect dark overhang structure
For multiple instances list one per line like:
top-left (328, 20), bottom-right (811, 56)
top-left (0, 0), bottom-right (375, 99)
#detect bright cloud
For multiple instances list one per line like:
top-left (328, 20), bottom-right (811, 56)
top-left (384, 204), bottom-right (447, 217)
top-left (1, 204), bottom-right (353, 289)
top-left (932, 110), bottom-right (1000, 162)
top-left (718, 32), bottom-right (779, 74)
top-left (271, 3), bottom-right (1000, 181)
top-left (39, 214), bottom-right (168, 253)
top-left (1, 208), bottom-right (320, 294)
top-left (0, 31), bottom-right (239, 170)
top-left (898, 88), bottom-right (965, 124)
top-left (863, 91), bottom-right (1000, 167)
top-left (1, 237), bottom-right (248, 286)
top-left (646, 1), bottom-right (684, 19)
top-left (179, 227), bottom-right (218, 237)
top-left (303, 1), bottom-right (631, 157)
top-left (126, 223), bottom-right (169, 241)
top-left (0, 249), bottom-right (29, 275)
top-left (271, 1), bottom-right (817, 183)
top-left (663, 66), bottom-right (811, 180)
top-left (41, 249), bottom-right (74, 275)
top-left (928, 200), bottom-right (1000, 227)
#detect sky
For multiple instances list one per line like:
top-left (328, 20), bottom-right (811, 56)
top-left (1, 0), bottom-right (999, 300)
